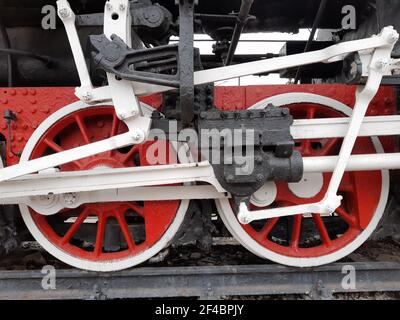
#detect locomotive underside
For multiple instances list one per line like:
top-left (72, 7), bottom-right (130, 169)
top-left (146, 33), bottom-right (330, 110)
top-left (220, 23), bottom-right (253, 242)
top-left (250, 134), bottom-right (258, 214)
top-left (0, 0), bottom-right (400, 272)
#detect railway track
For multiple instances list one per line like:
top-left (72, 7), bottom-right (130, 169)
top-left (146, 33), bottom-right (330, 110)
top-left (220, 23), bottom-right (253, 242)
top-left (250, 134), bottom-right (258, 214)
top-left (0, 261), bottom-right (399, 300)
top-left (0, 240), bottom-right (399, 300)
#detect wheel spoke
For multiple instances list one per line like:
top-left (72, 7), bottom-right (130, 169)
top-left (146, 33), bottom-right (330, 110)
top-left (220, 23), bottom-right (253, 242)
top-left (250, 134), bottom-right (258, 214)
top-left (109, 114), bottom-right (120, 156)
top-left (306, 106), bottom-right (316, 119)
top-left (290, 215), bottom-right (302, 250)
top-left (60, 208), bottom-right (90, 245)
top-left (313, 214), bottom-right (332, 246)
top-left (300, 139), bottom-right (313, 155)
top-left (116, 212), bottom-right (136, 251)
top-left (335, 207), bottom-right (357, 228)
top-left (110, 113), bottom-right (120, 137)
top-left (74, 115), bottom-right (91, 144)
top-left (44, 138), bottom-right (83, 169)
top-left (122, 145), bottom-right (140, 165)
top-left (319, 138), bottom-right (339, 156)
top-left (94, 214), bottom-right (107, 257)
top-left (259, 217), bottom-right (279, 239)
top-left (127, 202), bottom-right (145, 216)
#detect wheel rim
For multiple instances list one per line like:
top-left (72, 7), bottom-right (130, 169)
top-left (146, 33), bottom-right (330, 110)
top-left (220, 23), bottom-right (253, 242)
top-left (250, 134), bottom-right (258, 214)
top-left (216, 93), bottom-right (389, 267)
top-left (19, 102), bottom-right (189, 271)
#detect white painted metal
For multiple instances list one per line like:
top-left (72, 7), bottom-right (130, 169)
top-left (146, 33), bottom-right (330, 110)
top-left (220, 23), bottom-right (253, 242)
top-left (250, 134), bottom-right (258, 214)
top-left (103, 1), bottom-right (139, 121)
top-left (58, 0), bottom-right (152, 141)
top-left (57, 0), bottom-right (94, 102)
top-left (288, 173), bottom-right (324, 199)
top-left (20, 185), bottom-right (226, 216)
top-left (250, 182), bottom-right (277, 208)
top-left (303, 153), bottom-right (400, 172)
top-left (216, 93), bottom-right (390, 267)
top-left (0, 162), bottom-right (224, 201)
top-left (292, 115), bottom-right (400, 140)
top-left (1, 151), bottom-right (400, 206)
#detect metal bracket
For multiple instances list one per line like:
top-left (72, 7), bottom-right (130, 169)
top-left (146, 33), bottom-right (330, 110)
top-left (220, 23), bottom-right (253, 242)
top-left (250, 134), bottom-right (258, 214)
top-left (91, 34), bottom-right (180, 87)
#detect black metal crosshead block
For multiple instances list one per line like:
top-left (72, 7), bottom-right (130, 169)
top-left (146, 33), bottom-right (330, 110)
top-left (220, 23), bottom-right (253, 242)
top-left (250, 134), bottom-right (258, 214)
top-left (198, 105), bottom-right (303, 198)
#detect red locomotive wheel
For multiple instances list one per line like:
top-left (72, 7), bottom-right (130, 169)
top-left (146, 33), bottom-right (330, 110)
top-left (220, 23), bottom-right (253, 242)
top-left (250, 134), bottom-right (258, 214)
top-left (217, 94), bottom-right (389, 267)
top-left (19, 103), bottom-right (189, 271)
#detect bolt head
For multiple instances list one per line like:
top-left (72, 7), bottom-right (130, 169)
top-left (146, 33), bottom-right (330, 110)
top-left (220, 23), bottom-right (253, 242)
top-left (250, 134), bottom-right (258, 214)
top-left (82, 92), bottom-right (93, 102)
top-left (388, 32), bottom-right (399, 44)
top-left (63, 193), bottom-right (77, 206)
top-left (106, 2), bottom-right (113, 11)
top-left (58, 8), bottom-right (70, 19)
top-left (256, 174), bottom-right (264, 182)
top-left (131, 130), bottom-right (145, 143)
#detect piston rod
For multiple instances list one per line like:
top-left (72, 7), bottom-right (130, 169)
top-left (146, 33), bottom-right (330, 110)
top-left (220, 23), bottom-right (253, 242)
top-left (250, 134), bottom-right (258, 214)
top-left (303, 153), bottom-right (400, 173)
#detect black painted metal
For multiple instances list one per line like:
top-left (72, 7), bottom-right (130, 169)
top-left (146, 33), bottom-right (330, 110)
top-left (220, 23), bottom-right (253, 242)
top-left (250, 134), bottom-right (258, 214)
top-left (294, 0), bottom-right (328, 83)
top-left (177, 0), bottom-right (196, 126)
top-left (0, 262), bottom-right (399, 300)
top-left (224, 0), bottom-right (255, 66)
top-left (198, 106), bottom-right (302, 197)
top-left (90, 34), bottom-right (180, 87)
